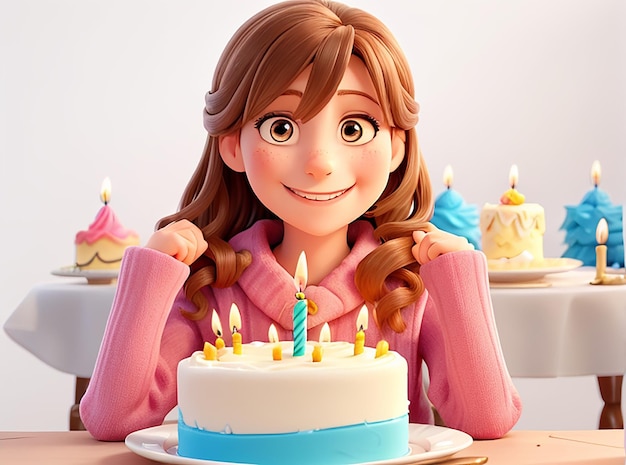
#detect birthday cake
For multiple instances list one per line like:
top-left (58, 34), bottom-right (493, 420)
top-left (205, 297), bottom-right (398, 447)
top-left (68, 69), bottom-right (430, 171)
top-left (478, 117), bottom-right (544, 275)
top-left (480, 203), bottom-right (545, 262)
top-left (561, 187), bottom-right (624, 268)
top-left (431, 165), bottom-right (481, 250)
top-left (75, 204), bottom-right (140, 270)
top-left (431, 189), bottom-right (481, 250)
top-left (177, 341), bottom-right (409, 465)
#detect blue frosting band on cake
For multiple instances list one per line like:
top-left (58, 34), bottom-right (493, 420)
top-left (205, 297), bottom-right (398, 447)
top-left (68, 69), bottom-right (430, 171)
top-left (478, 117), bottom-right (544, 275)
top-left (431, 189), bottom-right (481, 250)
top-left (560, 187), bottom-right (624, 267)
top-left (178, 414), bottom-right (409, 465)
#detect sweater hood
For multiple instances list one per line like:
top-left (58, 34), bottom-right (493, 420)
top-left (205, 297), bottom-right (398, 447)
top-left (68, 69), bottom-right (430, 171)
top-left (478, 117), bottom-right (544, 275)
top-left (229, 220), bottom-right (379, 331)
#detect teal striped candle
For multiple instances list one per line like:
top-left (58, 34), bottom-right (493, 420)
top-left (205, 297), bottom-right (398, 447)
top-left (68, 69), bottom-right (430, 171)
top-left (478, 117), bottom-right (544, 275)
top-left (292, 251), bottom-right (308, 357)
top-left (293, 293), bottom-right (307, 357)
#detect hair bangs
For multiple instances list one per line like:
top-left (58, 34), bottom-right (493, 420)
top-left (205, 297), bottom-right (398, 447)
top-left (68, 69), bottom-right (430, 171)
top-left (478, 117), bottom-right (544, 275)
top-left (293, 24), bottom-right (355, 122)
top-left (241, 3), bottom-right (352, 125)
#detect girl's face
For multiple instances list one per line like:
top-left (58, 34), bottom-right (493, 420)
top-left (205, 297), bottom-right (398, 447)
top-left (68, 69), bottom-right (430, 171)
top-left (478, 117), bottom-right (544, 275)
top-left (222, 56), bottom-right (405, 238)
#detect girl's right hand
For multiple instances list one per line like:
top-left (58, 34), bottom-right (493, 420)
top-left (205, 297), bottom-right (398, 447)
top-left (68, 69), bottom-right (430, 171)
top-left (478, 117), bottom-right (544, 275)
top-left (145, 219), bottom-right (209, 265)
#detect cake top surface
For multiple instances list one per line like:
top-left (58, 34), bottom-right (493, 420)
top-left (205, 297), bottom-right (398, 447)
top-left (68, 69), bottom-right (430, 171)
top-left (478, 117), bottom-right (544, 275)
top-left (482, 202), bottom-right (544, 209)
top-left (188, 340), bottom-right (402, 371)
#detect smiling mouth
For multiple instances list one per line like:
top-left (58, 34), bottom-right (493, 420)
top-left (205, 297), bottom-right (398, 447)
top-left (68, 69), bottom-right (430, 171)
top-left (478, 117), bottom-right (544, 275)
top-left (287, 186), bottom-right (351, 201)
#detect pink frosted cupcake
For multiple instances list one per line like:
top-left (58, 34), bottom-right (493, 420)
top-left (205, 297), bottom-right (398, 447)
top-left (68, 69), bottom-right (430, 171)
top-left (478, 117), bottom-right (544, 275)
top-left (75, 179), bottom-right (139, 270)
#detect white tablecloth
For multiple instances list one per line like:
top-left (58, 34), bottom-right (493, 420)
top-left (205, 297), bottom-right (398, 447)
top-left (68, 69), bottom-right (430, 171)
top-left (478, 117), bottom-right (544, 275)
top-left (4, 280), bottom-right (116, 378)
top-left (491, 268), bottom-right (626, 377)
top-left (5, 268), bottom-right (626, 380)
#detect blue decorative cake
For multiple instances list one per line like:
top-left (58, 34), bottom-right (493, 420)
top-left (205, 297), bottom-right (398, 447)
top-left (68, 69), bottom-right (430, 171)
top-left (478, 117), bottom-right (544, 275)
top-left (561, 187), bottom-right (624, 268)
top-left (432, 188), bottom-right (481, 250)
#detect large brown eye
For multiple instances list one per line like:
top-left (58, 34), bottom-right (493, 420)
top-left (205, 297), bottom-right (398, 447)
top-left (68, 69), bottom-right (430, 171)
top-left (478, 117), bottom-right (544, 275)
top-left (339, 115), bottom-right (379, 145)
top-left (256, 115), bottom-right (299, 145)
top-left (341, 120), bottom-right (363, 142)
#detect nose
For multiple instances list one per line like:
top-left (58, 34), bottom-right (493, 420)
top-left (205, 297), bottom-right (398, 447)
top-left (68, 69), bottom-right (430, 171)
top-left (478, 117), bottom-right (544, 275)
top-left (304, 149), bottom-right (334, 179)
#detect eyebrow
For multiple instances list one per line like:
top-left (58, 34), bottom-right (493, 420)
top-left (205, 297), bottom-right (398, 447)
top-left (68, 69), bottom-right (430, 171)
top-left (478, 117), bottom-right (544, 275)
top-left (282, 89), bottom-right (303, 97)
top-left (280, 89), bottom-right (379, 105)
top-left (337, 89), bottom-right (379, 105)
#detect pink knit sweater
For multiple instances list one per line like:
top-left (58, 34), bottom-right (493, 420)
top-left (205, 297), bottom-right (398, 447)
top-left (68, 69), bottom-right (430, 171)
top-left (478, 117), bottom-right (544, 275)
top-left (80, 219), bottom-right (521, 441)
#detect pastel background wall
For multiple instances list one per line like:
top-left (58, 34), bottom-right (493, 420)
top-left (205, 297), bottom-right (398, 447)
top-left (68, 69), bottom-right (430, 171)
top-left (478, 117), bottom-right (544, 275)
top-left (1, 0), bottom-right (625, 431)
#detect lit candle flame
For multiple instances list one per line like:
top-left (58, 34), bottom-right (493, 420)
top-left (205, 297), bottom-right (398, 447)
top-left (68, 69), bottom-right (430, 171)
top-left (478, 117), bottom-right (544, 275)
top-left (508, 165), bottom-right (519, 189)
top-left (294, 251), bottom-right (308, 293)
top-left (319, 322), bottom-right (331, 343)
top-left (211, 309), bottom-right (223, 337)
top-left (229, 303), bottom-right (241, 333)
top-left (596, 218), bottom-right (608, 245)
top-left (230, 303), bottom-right (243, 355)
top-left (268, 324), bottom-right (279, 343)
top-left (211, 309), bottom-right (225, 350)
top-left (356, 305), bottom-right (369, 332)
top-left (100, 177), bottom-right (112, 205)
top-left (443, 165), bottom-right (453, 189)
top-left (591, 160), bottom-right (601, 188)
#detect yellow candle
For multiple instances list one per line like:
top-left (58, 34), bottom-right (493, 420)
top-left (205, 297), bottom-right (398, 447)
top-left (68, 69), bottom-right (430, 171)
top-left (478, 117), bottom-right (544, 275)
top-left (312, 344), bottom-right (324, 362)
top-left (354, 305), bottom-right (368, 356)
top-left (229, 303), bottom-right (242, 355)
top-left (595, 218), bottom-right (608, 281)
top-left (375, 340), bottom-right (389, 358)
top-left (211, 310), bottom-right (225, 350)
top-left (500, 188), bottom-right (525, 205)
top-left (203, 341), bottom-right (217, 361)
top-left (268, 324), bottom-right (282, 361)
top-left (354, 331), bottom-right (365, 355)
top-left (232, 332), bottom-right (242, 355)
top-left (272, 345), bottom-right (283, 361)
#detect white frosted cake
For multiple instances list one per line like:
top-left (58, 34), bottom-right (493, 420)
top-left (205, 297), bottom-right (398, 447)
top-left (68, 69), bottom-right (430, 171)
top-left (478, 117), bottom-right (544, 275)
top-left (480, 203), bottom-right (545, 262)
top-left (177, 340), bottom-right (409, 464)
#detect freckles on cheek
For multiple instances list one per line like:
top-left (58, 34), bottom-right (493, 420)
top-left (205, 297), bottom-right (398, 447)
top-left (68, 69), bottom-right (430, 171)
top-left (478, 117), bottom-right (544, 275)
top-left (359, 148), bottom-right (389, 170)
top-left (250, 147), bottom-right (280, 170)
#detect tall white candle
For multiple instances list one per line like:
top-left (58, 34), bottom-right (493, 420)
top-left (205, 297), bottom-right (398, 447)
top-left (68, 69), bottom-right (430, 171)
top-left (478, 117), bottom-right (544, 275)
top-left (595, 218), bottom-right (608, 281)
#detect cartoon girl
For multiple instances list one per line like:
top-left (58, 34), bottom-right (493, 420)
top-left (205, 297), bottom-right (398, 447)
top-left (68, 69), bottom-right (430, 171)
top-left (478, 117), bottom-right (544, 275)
top-left (81, 0), bottom-right (521, 441)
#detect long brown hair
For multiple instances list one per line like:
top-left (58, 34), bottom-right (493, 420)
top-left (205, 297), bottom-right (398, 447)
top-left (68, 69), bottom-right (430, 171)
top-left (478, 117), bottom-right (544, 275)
top-left (158, 0), bottom-right (433, 332)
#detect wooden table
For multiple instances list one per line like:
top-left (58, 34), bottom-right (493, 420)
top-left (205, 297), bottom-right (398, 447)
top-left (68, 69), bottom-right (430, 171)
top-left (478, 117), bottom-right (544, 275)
top-left (0, 430), bottom-right (624, 464)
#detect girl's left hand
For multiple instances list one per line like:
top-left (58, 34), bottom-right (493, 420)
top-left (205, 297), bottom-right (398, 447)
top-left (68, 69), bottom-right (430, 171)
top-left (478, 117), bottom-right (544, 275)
top-left (412, 226), bottom-right (474, 265)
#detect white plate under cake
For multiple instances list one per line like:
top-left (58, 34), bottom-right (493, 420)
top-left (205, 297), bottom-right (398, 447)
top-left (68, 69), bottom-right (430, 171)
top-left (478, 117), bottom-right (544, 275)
top-left (488, 257), bottom-right (583, 283)
top-left (125, 422), bottom-right (473, 465)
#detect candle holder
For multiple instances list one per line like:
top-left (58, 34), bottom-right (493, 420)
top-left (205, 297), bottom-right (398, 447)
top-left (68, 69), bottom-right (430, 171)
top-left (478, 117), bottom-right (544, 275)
top-left (590, 273), bottom-right (626, 286)
top-left (590, 218), bottom-right (626, 285)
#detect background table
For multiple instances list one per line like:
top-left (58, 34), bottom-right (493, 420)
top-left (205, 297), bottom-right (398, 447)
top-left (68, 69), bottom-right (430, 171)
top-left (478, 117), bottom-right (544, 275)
top-left (490, 268), bottom-right (626, 428)
top-left (3, 280), bottom-right (117, 430)
top-left (0, 430), bottom-right (624, 464)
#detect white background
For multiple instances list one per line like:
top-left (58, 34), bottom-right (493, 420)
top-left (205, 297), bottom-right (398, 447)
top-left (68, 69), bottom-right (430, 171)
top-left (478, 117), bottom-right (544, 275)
top-left (1, 0), bottom-right (625, 431)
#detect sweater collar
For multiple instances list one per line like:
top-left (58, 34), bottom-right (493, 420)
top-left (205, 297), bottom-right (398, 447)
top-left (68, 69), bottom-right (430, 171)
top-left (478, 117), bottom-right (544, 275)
top-left (229, 220), bottom-right (378, 331)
